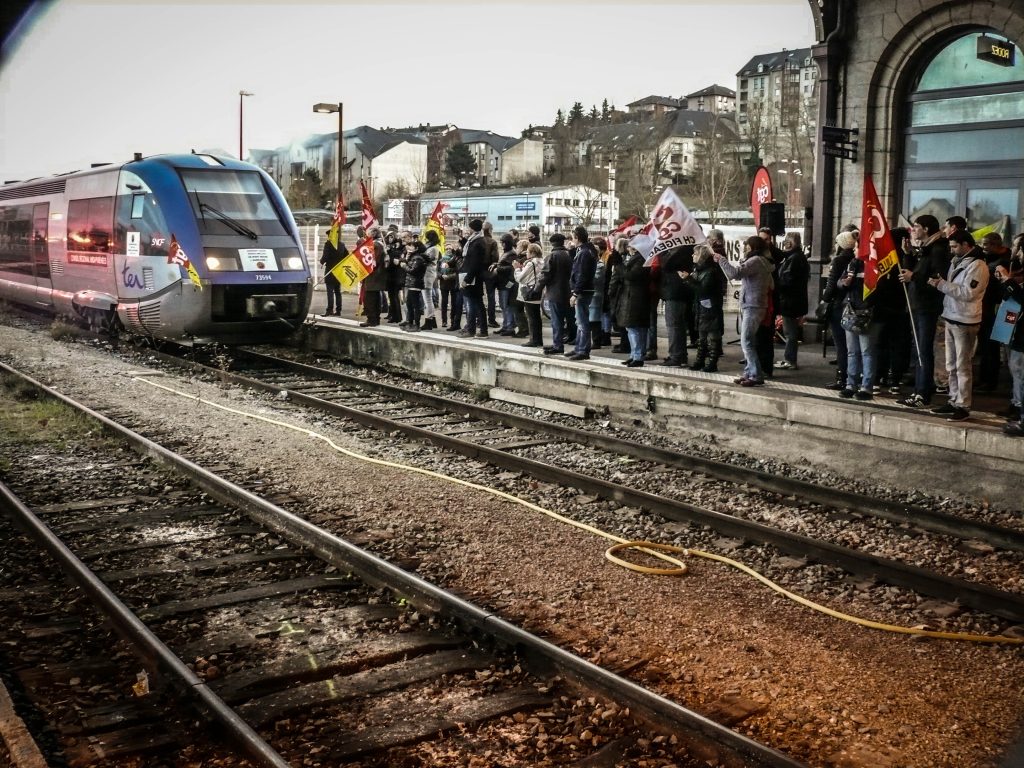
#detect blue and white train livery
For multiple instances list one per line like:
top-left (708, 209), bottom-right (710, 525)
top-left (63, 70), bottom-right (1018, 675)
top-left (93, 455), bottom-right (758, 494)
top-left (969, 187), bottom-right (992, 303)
top-left (0, 153), bottom-right (312, 343)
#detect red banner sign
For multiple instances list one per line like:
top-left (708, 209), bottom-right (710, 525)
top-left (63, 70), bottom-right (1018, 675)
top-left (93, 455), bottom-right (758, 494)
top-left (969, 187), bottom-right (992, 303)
top-left (750, 166), bottom-right (772, 230)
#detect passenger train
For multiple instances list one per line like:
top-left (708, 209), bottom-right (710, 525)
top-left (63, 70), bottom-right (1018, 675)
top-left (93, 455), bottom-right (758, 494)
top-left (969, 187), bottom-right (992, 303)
top-left (0, 153), bottom-right (312, 344)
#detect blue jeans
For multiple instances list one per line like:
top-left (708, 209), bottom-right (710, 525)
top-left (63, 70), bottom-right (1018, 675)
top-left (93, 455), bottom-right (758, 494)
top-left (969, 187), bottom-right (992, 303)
top-left (740, 306), bottom-right (766, 381)
top-left (548, 300), bottom-right (568, 350)
top-left (845, 322), bottom-right (882, 391)
top-left (912, 311), bottom-right (940, 400)
top-left (626, 327), bottom-right (649, 362)
top-left (462, 287), bottom-right (485, 334)
top-left (499, 288), bottom-right (515, 331)
top-left (573, 293), bottom-right (593, 354)
top-left (1008, 348), bottom-right (1024, 408)
top-left (828, 303), bottom-right (848, 380)
top-left (781, 315), bottom-right (800, 365)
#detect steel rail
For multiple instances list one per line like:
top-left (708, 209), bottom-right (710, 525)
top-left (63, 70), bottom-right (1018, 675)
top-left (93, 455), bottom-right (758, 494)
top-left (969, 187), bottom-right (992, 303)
top-left (0, 364), bottom-right (808, 768)
top-left (158, 351), bottom-right (1024, 624)
top-left (225, 348), bottom-right (1024, 553)
top-left (0, 484), bottom-right (290, 768)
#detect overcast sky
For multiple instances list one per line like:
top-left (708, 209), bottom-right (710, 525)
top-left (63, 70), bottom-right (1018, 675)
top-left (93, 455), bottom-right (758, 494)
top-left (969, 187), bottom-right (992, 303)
top-left (0, 0), bottom-right (816, 181)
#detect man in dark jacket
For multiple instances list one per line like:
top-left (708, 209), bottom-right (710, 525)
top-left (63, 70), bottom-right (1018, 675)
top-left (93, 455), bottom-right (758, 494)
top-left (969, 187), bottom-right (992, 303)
top-left (459, 219), bottom-right (490, 338)
top-left (977, 233), bottom-right (1013, 391)
top-left (658, 245), bottom-right (695, 366)
top-left (993, 262), bottom-right (1024, 435)
top-left (896, 214), bottom-right (950, 407)
top-left (540, 233), bottom-right (573, 354)
top-left (482, 221), bottom-right (500, 328)
top-left (384, 231), bottom-right (405, 324)
top-left (359, 227), bottom-right (388, 327)
top-left (319, 236), bottom-right (347, 316)
top-left (567, 226), bottom-right (598, 360)
top-left (774, 238), bottom-right (810, 369)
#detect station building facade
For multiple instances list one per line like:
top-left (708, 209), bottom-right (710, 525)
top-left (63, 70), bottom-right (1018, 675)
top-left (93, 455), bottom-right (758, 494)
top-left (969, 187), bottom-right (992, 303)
top-left (809, 0), bottom-right (1024, 254)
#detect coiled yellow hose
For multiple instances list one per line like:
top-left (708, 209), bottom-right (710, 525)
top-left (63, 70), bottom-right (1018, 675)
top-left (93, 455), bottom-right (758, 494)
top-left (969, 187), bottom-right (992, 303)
top-left (134, 376), bottom-right (1024, 646)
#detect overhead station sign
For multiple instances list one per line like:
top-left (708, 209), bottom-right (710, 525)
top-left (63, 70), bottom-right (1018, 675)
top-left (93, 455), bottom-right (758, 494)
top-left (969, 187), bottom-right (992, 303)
top-left (977, 35), bottom-right (1016, 67)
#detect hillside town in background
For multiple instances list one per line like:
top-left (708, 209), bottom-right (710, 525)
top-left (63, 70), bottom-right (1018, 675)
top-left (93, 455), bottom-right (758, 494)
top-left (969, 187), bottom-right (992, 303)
top-left (245, 47), bottom-right (816, 233)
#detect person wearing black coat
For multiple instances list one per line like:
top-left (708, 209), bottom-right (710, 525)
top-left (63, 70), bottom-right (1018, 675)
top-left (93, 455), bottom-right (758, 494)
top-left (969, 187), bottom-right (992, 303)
top-left (774, 237), bottom-right (810, 370)
top-left (690, 244), bottom-right (726, 372)
top-left (993, 262), bottom-right (1024, 435)
top-left (658, 245), bottom-right (695, 366)
top-left (459, 219), bottom-right (490, 338)
top-left (400, 240), bottom-right (427, 331)
top-left (384, 232), bottom-right (405, 324)
top-left (319, 237), bottom-right (348, 316)
top-left (897, 214), bottom-right (951, 407)
top-left (606, 237), bottom-right (629, 352)
top-left (616, 244), bottom-right (653, 367)
top-left (822, 232), bottom-right (857, 389)
top-left (438, 244), bottom-right (463, 331)
top-left (539, 233), bottom-right (573, 354)
top-left (495, 235), bottom-right (519, 335)
top-left (567, 226), bottom-right (598, 360)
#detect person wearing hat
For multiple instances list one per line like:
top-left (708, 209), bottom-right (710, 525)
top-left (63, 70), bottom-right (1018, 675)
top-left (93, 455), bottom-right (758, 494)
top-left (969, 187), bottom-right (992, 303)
top-left (540, 233), bottom-right (573, 354)
top-left (459, 219), bottom-right (489, 337)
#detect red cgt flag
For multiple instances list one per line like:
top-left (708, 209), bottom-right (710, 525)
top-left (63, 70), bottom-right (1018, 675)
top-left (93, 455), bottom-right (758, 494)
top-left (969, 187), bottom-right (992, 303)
top-left (857, 175), bottom-right (900, 300)
top-left (608, 215), bottom-right (637, 239)
top-left (359, 179), bottom-right (379, 231)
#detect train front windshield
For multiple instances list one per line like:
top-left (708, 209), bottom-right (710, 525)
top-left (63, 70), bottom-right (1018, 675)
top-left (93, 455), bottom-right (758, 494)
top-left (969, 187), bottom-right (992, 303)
top-left (180, 169), bottom-right (289, 237)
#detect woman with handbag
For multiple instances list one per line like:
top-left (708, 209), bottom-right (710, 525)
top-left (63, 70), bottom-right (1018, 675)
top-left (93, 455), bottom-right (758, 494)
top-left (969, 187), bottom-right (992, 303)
top-left (838, 255), bottom-right (881, 400)
top-left (822, 232), bottom-right (857, 389)
top-left (515, 242), bottom-right (545, 347)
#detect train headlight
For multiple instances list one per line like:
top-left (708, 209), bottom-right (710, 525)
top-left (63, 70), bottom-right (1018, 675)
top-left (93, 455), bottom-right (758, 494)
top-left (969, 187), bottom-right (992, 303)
top-left (281, 255), bottom-right (305, 271)
top-left (205, 255), bottom-right (240, 271)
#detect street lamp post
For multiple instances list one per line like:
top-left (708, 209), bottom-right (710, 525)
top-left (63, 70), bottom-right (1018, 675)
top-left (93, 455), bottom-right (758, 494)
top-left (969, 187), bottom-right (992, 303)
top-left (313, 102), bottom-right (344, 208)
top-left (238, 90), bottom-right (253, 161)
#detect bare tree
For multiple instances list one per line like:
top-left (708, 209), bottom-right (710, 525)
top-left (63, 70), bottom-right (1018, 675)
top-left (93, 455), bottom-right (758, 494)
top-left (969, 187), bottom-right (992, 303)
top-left (561, 184), bottom-right (607, 228)
top-left (691, 115), bottom-right (746, 225)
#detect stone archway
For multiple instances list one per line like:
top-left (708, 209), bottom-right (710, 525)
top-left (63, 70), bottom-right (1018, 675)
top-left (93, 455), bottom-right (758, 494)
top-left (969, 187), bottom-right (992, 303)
top-left (862, 2), bottom-right (1024, 217)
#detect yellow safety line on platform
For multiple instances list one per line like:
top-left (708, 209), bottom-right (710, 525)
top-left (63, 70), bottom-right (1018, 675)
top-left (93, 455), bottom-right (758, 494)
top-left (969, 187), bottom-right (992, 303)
top-left (133, 376), bottom-right (1024, 646)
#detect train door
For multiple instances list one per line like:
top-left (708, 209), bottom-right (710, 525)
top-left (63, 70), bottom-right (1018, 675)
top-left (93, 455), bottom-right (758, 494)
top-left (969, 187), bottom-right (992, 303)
top-left (31, 203), bottom-right (51, 300)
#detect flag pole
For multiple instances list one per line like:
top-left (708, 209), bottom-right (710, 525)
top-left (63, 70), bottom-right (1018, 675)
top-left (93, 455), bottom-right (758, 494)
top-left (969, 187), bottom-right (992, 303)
top-left (895, 250), bottom-right (925, 369)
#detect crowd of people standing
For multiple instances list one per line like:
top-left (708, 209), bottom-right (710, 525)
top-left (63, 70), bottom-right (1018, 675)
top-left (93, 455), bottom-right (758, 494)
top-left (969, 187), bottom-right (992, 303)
top-left (325, 213), bottom-right (1024, 435)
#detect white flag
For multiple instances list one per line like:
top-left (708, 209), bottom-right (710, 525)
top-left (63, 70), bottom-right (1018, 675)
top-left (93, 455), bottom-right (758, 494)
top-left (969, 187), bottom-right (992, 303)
top-left (632, 187), bottom-right (706, 266)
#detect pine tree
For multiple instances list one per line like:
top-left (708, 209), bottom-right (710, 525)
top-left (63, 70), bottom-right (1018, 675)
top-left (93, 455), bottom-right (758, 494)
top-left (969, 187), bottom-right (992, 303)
top-left (554, 109), bottom-right (565, 127)
top-left (568, 102), bottom-right (585, 125)
top-left (588, 105), bottom-right (599, 122)
top-left (601, 99), bottom-right (610, 122)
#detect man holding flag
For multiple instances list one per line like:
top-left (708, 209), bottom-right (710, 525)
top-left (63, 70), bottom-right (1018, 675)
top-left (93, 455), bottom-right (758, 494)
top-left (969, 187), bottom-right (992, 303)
top-left (320, 196), bottom-right (348, 316)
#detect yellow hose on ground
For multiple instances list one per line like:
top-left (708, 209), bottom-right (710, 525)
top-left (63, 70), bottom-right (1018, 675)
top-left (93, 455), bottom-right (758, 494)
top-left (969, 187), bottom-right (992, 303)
top-left (132, 376), bottom-right (1024, 646)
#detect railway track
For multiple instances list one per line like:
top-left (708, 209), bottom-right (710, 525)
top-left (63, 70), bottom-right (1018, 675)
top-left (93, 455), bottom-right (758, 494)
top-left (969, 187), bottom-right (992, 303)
top-left (0, 362), bottom-right (807, 768)
top-left (146, 346), bottom-right (1024, 630)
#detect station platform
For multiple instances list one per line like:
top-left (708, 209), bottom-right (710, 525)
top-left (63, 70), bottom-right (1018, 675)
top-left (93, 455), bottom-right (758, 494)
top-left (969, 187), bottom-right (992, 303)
top-left (301, 293), bottom-right (1024, 468)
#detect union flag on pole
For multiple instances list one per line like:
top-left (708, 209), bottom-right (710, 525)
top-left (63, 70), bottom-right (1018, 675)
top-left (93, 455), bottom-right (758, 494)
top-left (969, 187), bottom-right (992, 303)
top-left (359, 180), bottom-right (380, 231)
top-left (327, 194), bottom-right (346, 249)
top-left (167, 235), bottom-right (203, 290)
top-left (421, 200), bottom-right (448, 254)
top-left (608, 215), bottom-right (637, 240)
top-left (857, 176), bottom-right (900, 300)
top-left (629, 187), bottom-right (705, 266)
top-left (330, 235), bottom-right (376, 290)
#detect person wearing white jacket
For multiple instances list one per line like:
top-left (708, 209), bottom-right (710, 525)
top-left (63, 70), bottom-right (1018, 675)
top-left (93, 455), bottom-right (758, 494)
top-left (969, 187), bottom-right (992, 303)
top-left (928, 231), bottom-right (989, 420)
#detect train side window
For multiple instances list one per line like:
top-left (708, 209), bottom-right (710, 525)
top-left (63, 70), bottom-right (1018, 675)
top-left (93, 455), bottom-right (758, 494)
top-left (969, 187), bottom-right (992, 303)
top-left (131, 194), bottom-right (145, 219)
top-left (0, 204), bottom-right (35, 276)
top-left (67, 197), bottom-right (114, 253)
